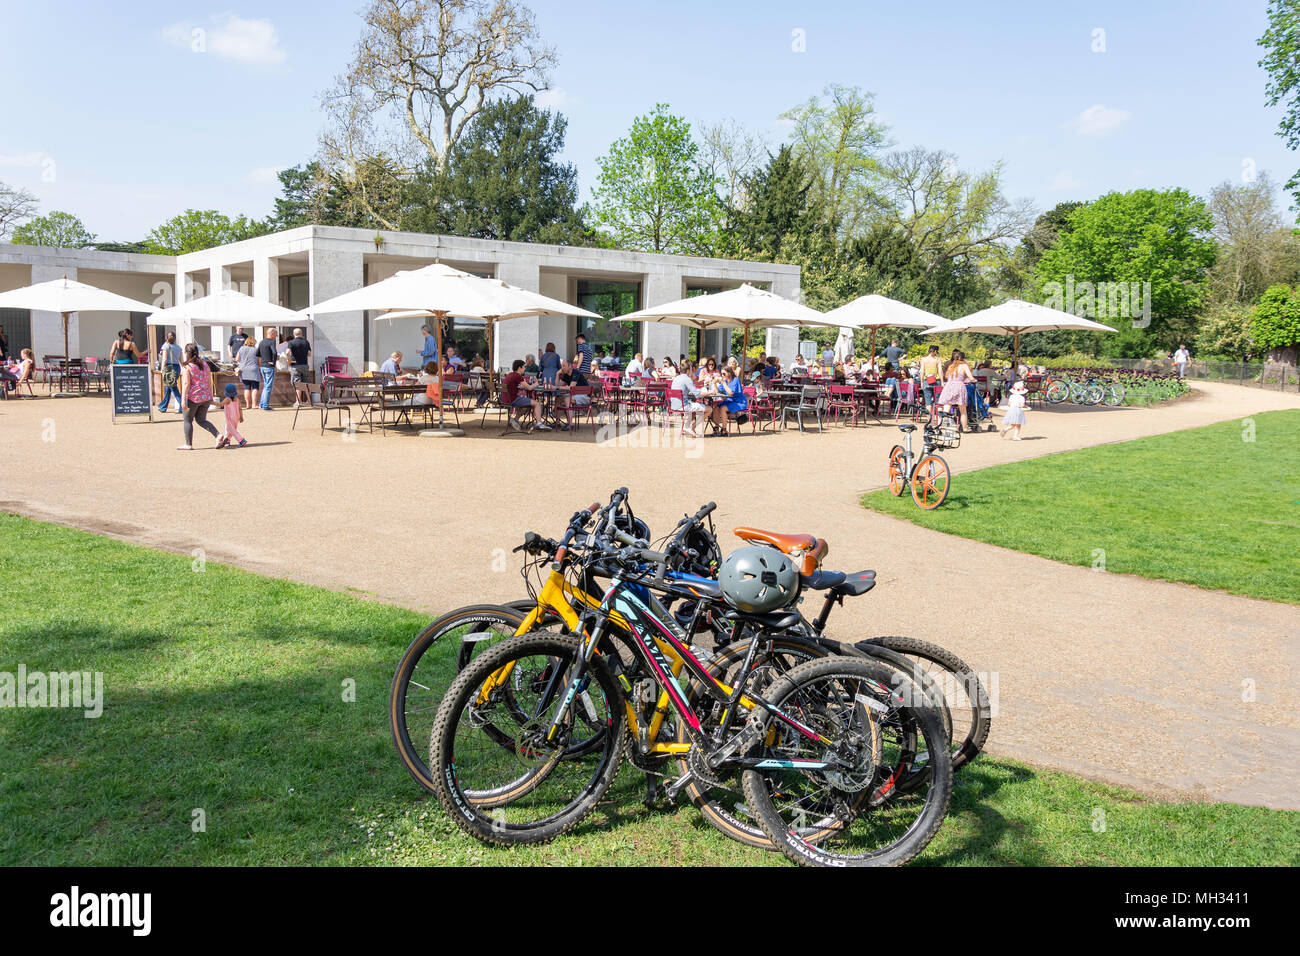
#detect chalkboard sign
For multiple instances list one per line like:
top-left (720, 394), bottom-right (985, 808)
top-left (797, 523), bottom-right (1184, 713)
top-left (110, 364), bottom-right (153, 422)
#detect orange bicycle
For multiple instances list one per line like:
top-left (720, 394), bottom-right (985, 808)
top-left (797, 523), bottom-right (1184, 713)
top-left (888, 423), bottom-right (952, 510)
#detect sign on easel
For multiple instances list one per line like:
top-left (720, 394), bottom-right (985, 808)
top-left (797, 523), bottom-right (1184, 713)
top-left (110, 364), bottom-right (154, 423)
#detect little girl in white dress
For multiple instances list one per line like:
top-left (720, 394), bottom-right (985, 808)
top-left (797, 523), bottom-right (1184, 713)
top-left (1001, 381), bottom-right (1028, 440)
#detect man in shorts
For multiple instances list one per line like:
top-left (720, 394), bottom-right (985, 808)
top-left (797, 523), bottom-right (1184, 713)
top-left (503, 359), bottom-right (550, 431)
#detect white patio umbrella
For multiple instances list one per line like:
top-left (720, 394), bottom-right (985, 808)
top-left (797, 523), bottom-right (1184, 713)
top-left (613, 283), bottom-right (842, 362)
top-left (147, 288), bottom-right (304, 328)
top-left (304, 262), bottom-right (600, 430)
top-left (0, 276), bottom-right (159, 394)
top-left (921, 299), bottom-right (1117, 377)
top-left (823, 294), bottom-right (950, 368)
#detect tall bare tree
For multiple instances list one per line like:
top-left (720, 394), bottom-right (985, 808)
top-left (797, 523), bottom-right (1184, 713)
top-left (875, 147), bottom-right (1036, 277)
top-left (698, 118), bottom-right (768, 211)
top-left (1206, 172), bottom-right (1300, 303)
top-left (321, 0), bottom-right (557, 202)
top-left (0, 182), bottom-right (37, 240)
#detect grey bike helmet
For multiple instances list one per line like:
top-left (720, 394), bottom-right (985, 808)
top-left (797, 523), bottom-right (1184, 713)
top-left (718, 545), bottom-right (800, 614)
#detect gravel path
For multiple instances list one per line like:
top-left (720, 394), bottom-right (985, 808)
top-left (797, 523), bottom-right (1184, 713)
top-left (2, 381), bottom-right (1297, 808)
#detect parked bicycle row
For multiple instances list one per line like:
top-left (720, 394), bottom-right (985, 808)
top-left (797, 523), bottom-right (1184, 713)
top-left (388, 488), bottom-right (992, 867)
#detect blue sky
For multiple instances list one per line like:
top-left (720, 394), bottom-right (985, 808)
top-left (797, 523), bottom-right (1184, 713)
top-left (0, 0), bottom-right (1293, 241)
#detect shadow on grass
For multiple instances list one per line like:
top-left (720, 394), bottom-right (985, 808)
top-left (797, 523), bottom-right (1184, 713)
top-left (916, 758), bottom-right (1041, 865)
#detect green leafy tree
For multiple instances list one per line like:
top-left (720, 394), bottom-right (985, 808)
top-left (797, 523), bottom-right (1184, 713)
top-left (270, 162), bottom-right (325, 229)
top-left (1035, 189), bottom-right (1217, 350)
top-left (1195, 303), bottom-right (1257, 361)
top-left (409, 95), bottom-right (586, 243)
top-left (779, 84), bottom-right (889, 237)
top-left (726, 145), bottom-right (821, 259)
top-left (1252, 283), bottom-right (1300, 363)
top-left (1259, 0), bottom-right (1300, 210)
top-left (591, 104), bottom-right (721, 254)
top-left (10, 210), bottom-right (95, 248)
top-left (143, 209), bottom-right (269, 255)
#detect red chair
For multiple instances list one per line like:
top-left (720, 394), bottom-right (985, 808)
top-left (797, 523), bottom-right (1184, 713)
top-left (827, 385), bottom-right (861, 426)
top-left (662, 389), bottom-right (687, 431)
top-left (746, 387), bottom-right (779, 433)
top-left (642, 381), bottom-right (667, 424)
top-left (322, 356), bottom-right (349, 380)
top-left (562, 386), bottom-right (595, 432)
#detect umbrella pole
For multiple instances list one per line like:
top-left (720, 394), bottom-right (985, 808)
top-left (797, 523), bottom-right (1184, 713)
top-left (1013, 331), bottom-right (1020, 381)
top-left (742, 326), bottom-right (750, 365)
top-left (435, 311), bottom-right (446, 429)
top-left (869, 327), bottom-right (877, 373)
top-left (486, 316), bottom-right (495, 395)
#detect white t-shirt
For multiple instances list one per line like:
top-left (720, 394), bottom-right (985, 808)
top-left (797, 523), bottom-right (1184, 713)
top-left (1174, 348), bottom-right (1190, 364)
top-left (625, 359), bottom-right (644, 377)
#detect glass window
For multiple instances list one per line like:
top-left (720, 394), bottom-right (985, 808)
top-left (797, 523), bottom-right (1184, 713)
top-left (576, 280), bottom-right (640, 362)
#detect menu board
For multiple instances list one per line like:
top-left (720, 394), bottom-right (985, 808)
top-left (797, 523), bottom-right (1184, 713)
top-left (111, 364), bottom-right (152, 422)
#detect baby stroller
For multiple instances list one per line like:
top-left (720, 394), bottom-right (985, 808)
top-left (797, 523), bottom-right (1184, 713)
top-left (966, 382), bottom-right (997, 432)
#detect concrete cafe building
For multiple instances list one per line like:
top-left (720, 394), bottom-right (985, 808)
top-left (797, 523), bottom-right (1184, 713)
top-left (0, 226), bottom-right (803, 392)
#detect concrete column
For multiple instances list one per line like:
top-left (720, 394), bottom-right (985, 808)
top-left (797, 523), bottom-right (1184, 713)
top-left (766, 274), bottom-right (802, 365)
top-left (641, 271), bottom-right (685, 365)
top-left (31, 264), bottom-right (76, 359)
top-left (209, 265), bottom-right (232, 356)
top-left (495, 260), bottom-right (541, 367)
top-left (253, 256), bottom-right (280, 305)
top-left (309, 248), bottom-right (365, 371)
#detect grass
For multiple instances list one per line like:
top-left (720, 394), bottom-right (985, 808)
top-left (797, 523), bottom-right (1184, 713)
top-left (865, 409), bottom-right (1300, 604)
top-left (1, 514), bottom-right (1295, 866)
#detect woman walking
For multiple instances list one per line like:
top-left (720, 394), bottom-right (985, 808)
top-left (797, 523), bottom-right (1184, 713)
top-left (235, 335), bottom-right (260, 409)
top-left (935, 349), bottom-right (974, 432)
top-left (156, 331), bottom-right (183, 413)
top-left (177, 344), bottom-right (220, 450)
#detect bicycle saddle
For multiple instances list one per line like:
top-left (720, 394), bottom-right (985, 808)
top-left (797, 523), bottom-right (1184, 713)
top-left (802, 569), bottom-right (876, 597)
top-left (733, 527), bottom-right (828, 575)
top-left (898, 424), bottom-right (917, 432)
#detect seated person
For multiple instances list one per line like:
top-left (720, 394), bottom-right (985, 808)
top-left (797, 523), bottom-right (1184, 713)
top-left (557, 359), bottom-right (590, 393)
top-left (832, 362), bottom-right (847, 385)
top-left (379, 351), bottom-right (402, 376)
top-left (708, 366), bottom-right (748, 433)
top-left (445, 347), bottom-right (465, 369)
top-left (3, 349), bottom-right (34, 392)
top-left (670, 360), bottom-right (710, 438)
top-left (761, 356), bottom-right (780, 380)
top-left (789, 355), bottom-right (809, 376)
top-left (502, 359), bottom-right (550, 431)
top-left (409, 362), bottom-right (440, 406)
top-left (523, 353), bottom-right (541, 376)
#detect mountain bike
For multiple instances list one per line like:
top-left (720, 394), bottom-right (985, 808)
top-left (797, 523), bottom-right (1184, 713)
top-left (429, 496), bottom-right (953, 866)
top-left (888, 423), bottom-right (952, 509)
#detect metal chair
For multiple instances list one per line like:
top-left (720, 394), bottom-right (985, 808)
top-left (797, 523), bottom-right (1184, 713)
top-left (781, 385), bottom-right (825, 433)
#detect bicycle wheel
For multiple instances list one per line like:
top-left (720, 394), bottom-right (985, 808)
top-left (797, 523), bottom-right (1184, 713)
top-left (1104, 383), bottom-right (1125, 406)
top-left (741, 656), bottom-right (953, 867)
top-left (910, 454), bottom-right (950, 509)
top-left (1082, 383), bottom-right (1104, 405)
top-left (888, 445), bottom-right (907, 496)
top-left (390, 604), bottom-right (527, 794)
top-left (676, 635), bottom-right (834, 849)
top-left (856, 635), bottom-right (991, 780)
top-left (430, 633), bottom-right (625, 845)
top-left (1044, 381), bottom-right (1068, 405)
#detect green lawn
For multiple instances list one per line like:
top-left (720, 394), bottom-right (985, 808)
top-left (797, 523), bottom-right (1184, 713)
top-left (1, 515), bottom-right (1295, 866)
top-left (865, 409), bottom-right (1300, 604)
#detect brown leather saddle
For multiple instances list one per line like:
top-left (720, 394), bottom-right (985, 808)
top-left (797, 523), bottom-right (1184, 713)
top-left (733, 526), bottom-right (828, 576)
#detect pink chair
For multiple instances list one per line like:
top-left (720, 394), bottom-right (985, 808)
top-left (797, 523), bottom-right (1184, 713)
top-left (663, 389), bottom-right (687, 431)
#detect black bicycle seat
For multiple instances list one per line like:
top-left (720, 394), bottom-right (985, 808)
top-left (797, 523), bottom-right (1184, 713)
top-left (898, 424), bottom-right (917, 433)
top-left (831, 571), bottom-right (876, 597)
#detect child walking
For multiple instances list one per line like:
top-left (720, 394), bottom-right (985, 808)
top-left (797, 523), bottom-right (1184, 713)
top-left (217, 383), bottom-right (247, 448)
top-left (1001, 380), bottom-right (1028, 440)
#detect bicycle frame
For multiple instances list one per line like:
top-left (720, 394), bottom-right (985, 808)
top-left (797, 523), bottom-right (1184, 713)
top-left (478, 560), bottom-right (849, 770)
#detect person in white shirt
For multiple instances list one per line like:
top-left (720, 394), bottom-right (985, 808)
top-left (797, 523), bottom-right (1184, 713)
top-left (790, 355), bottom-right (809, 375)
top-left (670, 360), bottom-right (710, 438)
top-left (1173, 344), bottom-right (1190, 379)
top-left (625, 353), bottom-right (645, 378)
